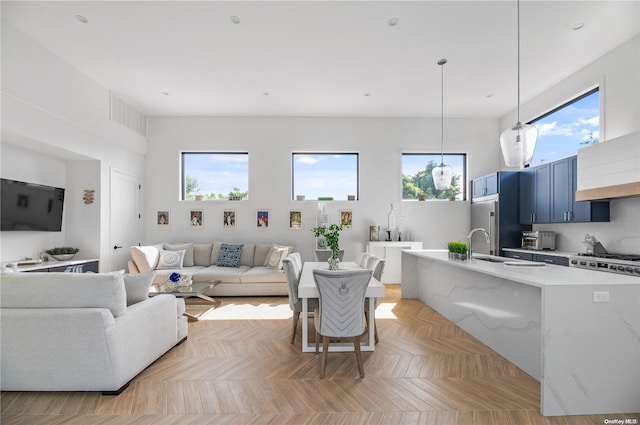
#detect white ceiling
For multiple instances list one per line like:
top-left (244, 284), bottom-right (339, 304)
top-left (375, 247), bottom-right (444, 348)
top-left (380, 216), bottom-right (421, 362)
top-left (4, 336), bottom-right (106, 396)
top-left (2, 1), bottom-right (639, 118)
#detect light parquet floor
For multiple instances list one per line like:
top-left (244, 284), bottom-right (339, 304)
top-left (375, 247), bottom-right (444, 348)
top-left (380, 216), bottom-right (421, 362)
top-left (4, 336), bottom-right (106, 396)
top-left (2, 285), bottom-right (638, 425)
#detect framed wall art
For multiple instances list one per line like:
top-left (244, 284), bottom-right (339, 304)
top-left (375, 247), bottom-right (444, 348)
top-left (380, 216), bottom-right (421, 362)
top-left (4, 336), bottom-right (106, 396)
top-left (340, 209), bottom-right (352, 228)
top-left (223, 210), bottom-right (236, 230)
top-left (289, 210), bottom-right (302, 229)
top-left (157, 210), bottom-right (170, 230)
top-left (189, 209), bottom-right (203, 230)
top-left (257, 210), bottom-right (269, 229)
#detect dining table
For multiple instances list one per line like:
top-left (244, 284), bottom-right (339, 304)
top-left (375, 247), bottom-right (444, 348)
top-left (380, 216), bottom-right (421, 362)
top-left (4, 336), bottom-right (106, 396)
top-left (299, 261), bottom-right (385, 353)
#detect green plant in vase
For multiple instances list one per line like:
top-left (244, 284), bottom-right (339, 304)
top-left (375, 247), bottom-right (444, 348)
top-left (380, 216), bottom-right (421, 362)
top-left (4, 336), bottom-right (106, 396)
top-left (447, 241), bottom-right (468, 260)
top-left (312, 224), bottom-right (343, 269)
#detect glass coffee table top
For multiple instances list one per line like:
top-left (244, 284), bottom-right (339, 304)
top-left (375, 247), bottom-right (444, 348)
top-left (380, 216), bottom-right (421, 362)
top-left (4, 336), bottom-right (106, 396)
top-left (149, 280), bottom-right (221, 321)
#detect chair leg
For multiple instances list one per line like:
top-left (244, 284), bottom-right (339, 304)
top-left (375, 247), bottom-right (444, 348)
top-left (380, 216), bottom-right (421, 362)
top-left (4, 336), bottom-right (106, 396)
top-left (374, 318), bottom-right (379, 344)
top-left (354, 335), bottom-right (365, 378)
top-left (320, 335), bottom-right (330, 379)
top-left (291, 311), bottom-right (300, 344)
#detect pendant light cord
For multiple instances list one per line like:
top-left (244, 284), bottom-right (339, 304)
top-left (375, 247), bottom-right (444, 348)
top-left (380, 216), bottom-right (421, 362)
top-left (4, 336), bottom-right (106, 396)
top-left (438, 58), bottom-right (447, 166)
top-left (516, 0), bottom-right (521, 124)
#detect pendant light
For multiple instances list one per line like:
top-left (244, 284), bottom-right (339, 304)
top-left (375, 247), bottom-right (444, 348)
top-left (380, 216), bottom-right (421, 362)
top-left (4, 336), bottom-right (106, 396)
top-left (432, 58), bottom-right (454, 190)
top-left (500, 0), bottom-right (538, 168)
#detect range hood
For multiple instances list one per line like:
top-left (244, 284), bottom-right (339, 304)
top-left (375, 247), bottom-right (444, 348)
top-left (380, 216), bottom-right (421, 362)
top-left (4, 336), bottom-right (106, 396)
top-left (576, 131), bottom-right (640, 201)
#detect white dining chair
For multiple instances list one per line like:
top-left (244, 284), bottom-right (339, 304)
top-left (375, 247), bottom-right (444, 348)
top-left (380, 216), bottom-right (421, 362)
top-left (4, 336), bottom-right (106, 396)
top-left (283, 255), bottom-right (317, 344)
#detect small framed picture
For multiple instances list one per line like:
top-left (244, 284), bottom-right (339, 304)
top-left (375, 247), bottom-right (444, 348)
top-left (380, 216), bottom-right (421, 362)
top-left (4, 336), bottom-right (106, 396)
top-left (340, 210), bottom-right (352, 228)
top-left (223, 210), bottom-right (236, 230)
top-left (257, 210), bottom-right (269, 229)
top-left (157, 210), bottom-right (170, 230)
top-left (189, 209), bottom-right (203, 230)
top-left (289, 210), bottom-right (302, 229)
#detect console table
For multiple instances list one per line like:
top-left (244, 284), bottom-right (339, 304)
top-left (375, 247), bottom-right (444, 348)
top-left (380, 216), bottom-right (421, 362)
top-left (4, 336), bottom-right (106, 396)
top-left (4, 259), bottom-right (99, 273)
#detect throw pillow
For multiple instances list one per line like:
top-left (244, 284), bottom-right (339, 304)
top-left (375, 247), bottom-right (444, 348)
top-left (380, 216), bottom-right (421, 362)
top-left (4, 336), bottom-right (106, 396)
top-left (108, 270), bottom-right (155, 306)
top-left (217, 243), bottom-right (243, 267)
top-left (130, 245), bottom-right (161, 273)
top-left (193, 243), bottom-right (213, 266)
top-left (156, 249), bottom-right (185, 269)
top-left (164, 243), bottom-right (194, 267)
top-left (264, 245), bottom-right (287, 270)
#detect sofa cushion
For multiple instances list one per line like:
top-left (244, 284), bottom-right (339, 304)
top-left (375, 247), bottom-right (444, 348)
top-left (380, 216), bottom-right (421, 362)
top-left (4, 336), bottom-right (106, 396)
top-left (193, 243), bottom-right (213, 266)
top-left (194, 265), bottom-right (249, 283)
top-left (240, 266), bottom-right (286, 283)
top-left (130, 245), bottom-right (162, 273)
top-left (0, 272), bottom-right (127, 317)
top-left (240, 244), bottom-right (255, 267)
top-left (124, 272), bottom-right (155, 305)
top-left (254, 244), bottom-right (272, 266)
top-left (157, 249), bottom-right (185, 269)
top-left (264, 245), bottom-right (288, 269)
top-left (217, 244), bottom-right (243, 267)
top-left (164, 243), bottom-right (194, 267)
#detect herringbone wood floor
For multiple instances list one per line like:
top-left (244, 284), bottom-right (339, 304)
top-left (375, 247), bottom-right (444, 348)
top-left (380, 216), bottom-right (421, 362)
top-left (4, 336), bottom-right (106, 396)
top-left (2, 285), bottom-right (638, 424)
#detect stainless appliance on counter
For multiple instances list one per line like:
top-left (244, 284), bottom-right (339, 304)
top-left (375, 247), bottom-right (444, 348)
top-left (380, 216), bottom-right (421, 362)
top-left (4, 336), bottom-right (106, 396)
top-left (569, 253), bottom-right (640, 276)
top-left (521, 231), bottom-right (556, 251)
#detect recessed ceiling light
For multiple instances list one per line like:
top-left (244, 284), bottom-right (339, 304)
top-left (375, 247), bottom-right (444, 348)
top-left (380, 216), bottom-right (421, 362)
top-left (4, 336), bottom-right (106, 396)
top-left (572, 22), bottom-right (586, 31)
top-left (263, 91), bottom-right (270, 96)
top-left (388, 18), bottom-right (399, 26)
top-left (74, 15), bottom-right (88, 24)
top-left (230, 16), bottom-right (241, 24)
top-left (161, 91), bottom-right (170, 96)
top-left (364, 92), bottom-right (371, 97)
top-left (486, 93), bottom-right (494, 98)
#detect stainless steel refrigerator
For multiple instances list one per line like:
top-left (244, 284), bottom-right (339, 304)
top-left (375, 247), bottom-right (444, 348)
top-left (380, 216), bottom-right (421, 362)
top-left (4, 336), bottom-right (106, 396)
top-left (470, 173), bottom-right (531, 256)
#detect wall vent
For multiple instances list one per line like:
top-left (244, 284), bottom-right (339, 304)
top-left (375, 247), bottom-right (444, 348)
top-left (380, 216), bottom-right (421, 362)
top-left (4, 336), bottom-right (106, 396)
top-left (109, 92), bottom-right (147, 137)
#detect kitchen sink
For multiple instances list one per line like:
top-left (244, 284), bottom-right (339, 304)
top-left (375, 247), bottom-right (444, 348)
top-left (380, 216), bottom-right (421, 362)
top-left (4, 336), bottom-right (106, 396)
top-left (472, 256), bottom-right (508, 263)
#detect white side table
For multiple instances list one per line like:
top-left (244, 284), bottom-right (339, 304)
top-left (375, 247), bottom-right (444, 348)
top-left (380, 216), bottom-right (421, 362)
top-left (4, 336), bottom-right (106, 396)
top-left (367, 241), bottom-right (423, 283)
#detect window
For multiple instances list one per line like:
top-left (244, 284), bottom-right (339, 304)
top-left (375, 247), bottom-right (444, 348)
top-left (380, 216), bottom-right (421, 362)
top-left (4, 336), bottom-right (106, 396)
top-left (529, 88), bottom-right (600, 165)
top-left (181, 152), bottom-right (248, 200)
top-left (402, 153), bottom-right (466, 200)
top-left (292, 153), bottom-right (359, 201)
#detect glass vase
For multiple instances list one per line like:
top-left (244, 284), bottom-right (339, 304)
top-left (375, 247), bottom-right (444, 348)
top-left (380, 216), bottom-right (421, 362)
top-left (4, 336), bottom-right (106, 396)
top-left (328, 257), bottom-right (340, 271)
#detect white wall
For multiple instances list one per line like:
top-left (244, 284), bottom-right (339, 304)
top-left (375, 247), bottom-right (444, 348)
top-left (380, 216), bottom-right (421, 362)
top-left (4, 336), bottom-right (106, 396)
top-left (146, 116), bottom-right (499, 262)
top-left (1, 21), bottom-right (147, 269)
top-left (499, 35), bottom-right (640, 254)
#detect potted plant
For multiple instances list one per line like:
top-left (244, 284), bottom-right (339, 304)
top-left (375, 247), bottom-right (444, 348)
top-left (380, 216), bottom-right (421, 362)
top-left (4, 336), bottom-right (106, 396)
top-left (447, 241), bottom-right (468, 261)
top-left (312, 224), bottom-right (343, 270)
top-left (45, 246), bottom-right (80, 261)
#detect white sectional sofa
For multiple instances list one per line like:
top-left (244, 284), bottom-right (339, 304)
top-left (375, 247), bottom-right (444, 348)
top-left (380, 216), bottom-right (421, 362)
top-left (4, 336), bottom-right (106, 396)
top-left (128, 242), bottom-right (292, 296)
top-left (0, 272), bottom-right (187, 394)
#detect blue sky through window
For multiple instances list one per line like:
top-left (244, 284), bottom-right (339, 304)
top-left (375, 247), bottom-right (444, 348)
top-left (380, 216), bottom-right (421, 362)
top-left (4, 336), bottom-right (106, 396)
top-left (182, 152), bottom-right (248, 199)
top-left (529, 89), bottom-right (599, 165)
top-left (292, 153), bottom-right (358, 200)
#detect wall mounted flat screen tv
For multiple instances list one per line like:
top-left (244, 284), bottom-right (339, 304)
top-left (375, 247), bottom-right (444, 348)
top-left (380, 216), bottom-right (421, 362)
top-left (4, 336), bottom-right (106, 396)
top-left (1, 178), bottom-right (65, 231)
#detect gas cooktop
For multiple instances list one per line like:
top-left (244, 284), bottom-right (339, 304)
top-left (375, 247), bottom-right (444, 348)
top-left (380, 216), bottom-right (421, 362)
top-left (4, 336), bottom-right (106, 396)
top-left (570, 252), bottom-right (640, 276)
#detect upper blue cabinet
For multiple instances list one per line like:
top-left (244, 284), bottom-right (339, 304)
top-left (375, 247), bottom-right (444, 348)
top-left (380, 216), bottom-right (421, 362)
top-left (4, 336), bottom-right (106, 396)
top-left (521, 155), bottom-right (609, 224)
top-left (471, 172), bottom-right (499, 199)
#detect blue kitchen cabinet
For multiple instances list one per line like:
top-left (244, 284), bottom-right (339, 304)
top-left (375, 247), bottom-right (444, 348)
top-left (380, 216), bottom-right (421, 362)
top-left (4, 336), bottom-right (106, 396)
top-left (519, 164), bottom-right (550, 224)
top-left (471, 172), bottom-right (499, 199)
top-left (550, 156), bottom-right (609, 222)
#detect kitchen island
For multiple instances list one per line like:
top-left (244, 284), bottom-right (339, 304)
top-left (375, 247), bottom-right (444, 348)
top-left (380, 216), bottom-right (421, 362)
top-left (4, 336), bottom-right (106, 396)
top-left (401, 250), bottom-right (640, 417)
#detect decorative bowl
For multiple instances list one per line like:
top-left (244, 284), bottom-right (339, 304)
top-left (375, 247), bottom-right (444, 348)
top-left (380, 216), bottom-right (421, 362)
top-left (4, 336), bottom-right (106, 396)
top-left (51, 254), bottom-right (76, 261)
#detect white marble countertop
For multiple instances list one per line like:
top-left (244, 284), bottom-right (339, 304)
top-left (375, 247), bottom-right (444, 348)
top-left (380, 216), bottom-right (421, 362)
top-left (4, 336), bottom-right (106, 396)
top-left (405, 250), bottom-right (640, 288)
top-left (502, 248), bottom-right (576, 258)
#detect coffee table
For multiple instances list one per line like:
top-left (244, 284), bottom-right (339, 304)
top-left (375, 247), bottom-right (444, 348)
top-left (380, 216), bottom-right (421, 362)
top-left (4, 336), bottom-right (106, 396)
top-left (149, 280), bottom-right (221, 321)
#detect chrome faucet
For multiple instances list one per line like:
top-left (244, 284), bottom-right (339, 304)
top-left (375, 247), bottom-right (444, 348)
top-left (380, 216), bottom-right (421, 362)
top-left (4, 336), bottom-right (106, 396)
top-left (465, 228), bottom-right (491, 257)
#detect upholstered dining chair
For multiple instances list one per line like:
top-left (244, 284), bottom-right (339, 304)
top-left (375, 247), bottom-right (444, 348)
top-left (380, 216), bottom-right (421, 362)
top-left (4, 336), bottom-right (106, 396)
top-left (312, 268), bottom-right (373, 379)
top-left (283, 255), bottom-right (318, 344)
top-left (358, 252), bottom-right (371, 269)
top-left (364, 255), bottom-right (385, 344)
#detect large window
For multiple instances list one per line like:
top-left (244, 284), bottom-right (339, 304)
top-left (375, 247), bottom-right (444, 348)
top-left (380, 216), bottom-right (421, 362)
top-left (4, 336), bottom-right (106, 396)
top-left (181, 152), bottom-right (249, 200)
top-left (402, 153), bottom-right (466, 200)
top-left (292, 153), bottom-right (359, 201)
top-left (529, 88), bottom-right (600, 165)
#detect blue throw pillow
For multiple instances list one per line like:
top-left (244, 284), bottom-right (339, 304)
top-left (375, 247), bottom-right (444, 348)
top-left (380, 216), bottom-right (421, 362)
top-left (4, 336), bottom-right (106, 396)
top-left (217, 243), bottom-right (243, 267)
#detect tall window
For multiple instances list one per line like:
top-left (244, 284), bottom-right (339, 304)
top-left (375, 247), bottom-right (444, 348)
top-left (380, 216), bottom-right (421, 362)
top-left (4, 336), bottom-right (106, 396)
top-left (181, 152), bottom-right (249, 200)
top-left (529, 88), bottom-right (600, 165)
top-left (292, 153), bottom-right (359, 201)
top-left (402, 153), bottom-right (466, 200)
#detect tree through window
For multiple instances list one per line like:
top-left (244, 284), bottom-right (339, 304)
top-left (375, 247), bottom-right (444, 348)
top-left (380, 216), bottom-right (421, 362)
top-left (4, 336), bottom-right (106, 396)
top-left (402, 153), bottom-right (466, 200)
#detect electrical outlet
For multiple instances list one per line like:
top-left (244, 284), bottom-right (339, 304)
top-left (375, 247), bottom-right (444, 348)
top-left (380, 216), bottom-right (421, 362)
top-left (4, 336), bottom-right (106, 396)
top-left (593, 291), bottom-right (610, 303)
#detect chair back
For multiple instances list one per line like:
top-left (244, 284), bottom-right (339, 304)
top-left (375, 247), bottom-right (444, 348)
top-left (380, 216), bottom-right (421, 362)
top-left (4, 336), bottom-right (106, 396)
top-left (358, 252), bottom-right (371, 269)
top-left (366, 255), bottom-right (386, 281)
top-left (312, 269), bottom-right (372, 338)
top-left (288, 252), bottom-right (302, 274)
top-left (282, 256), bottom-right (301, 311)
